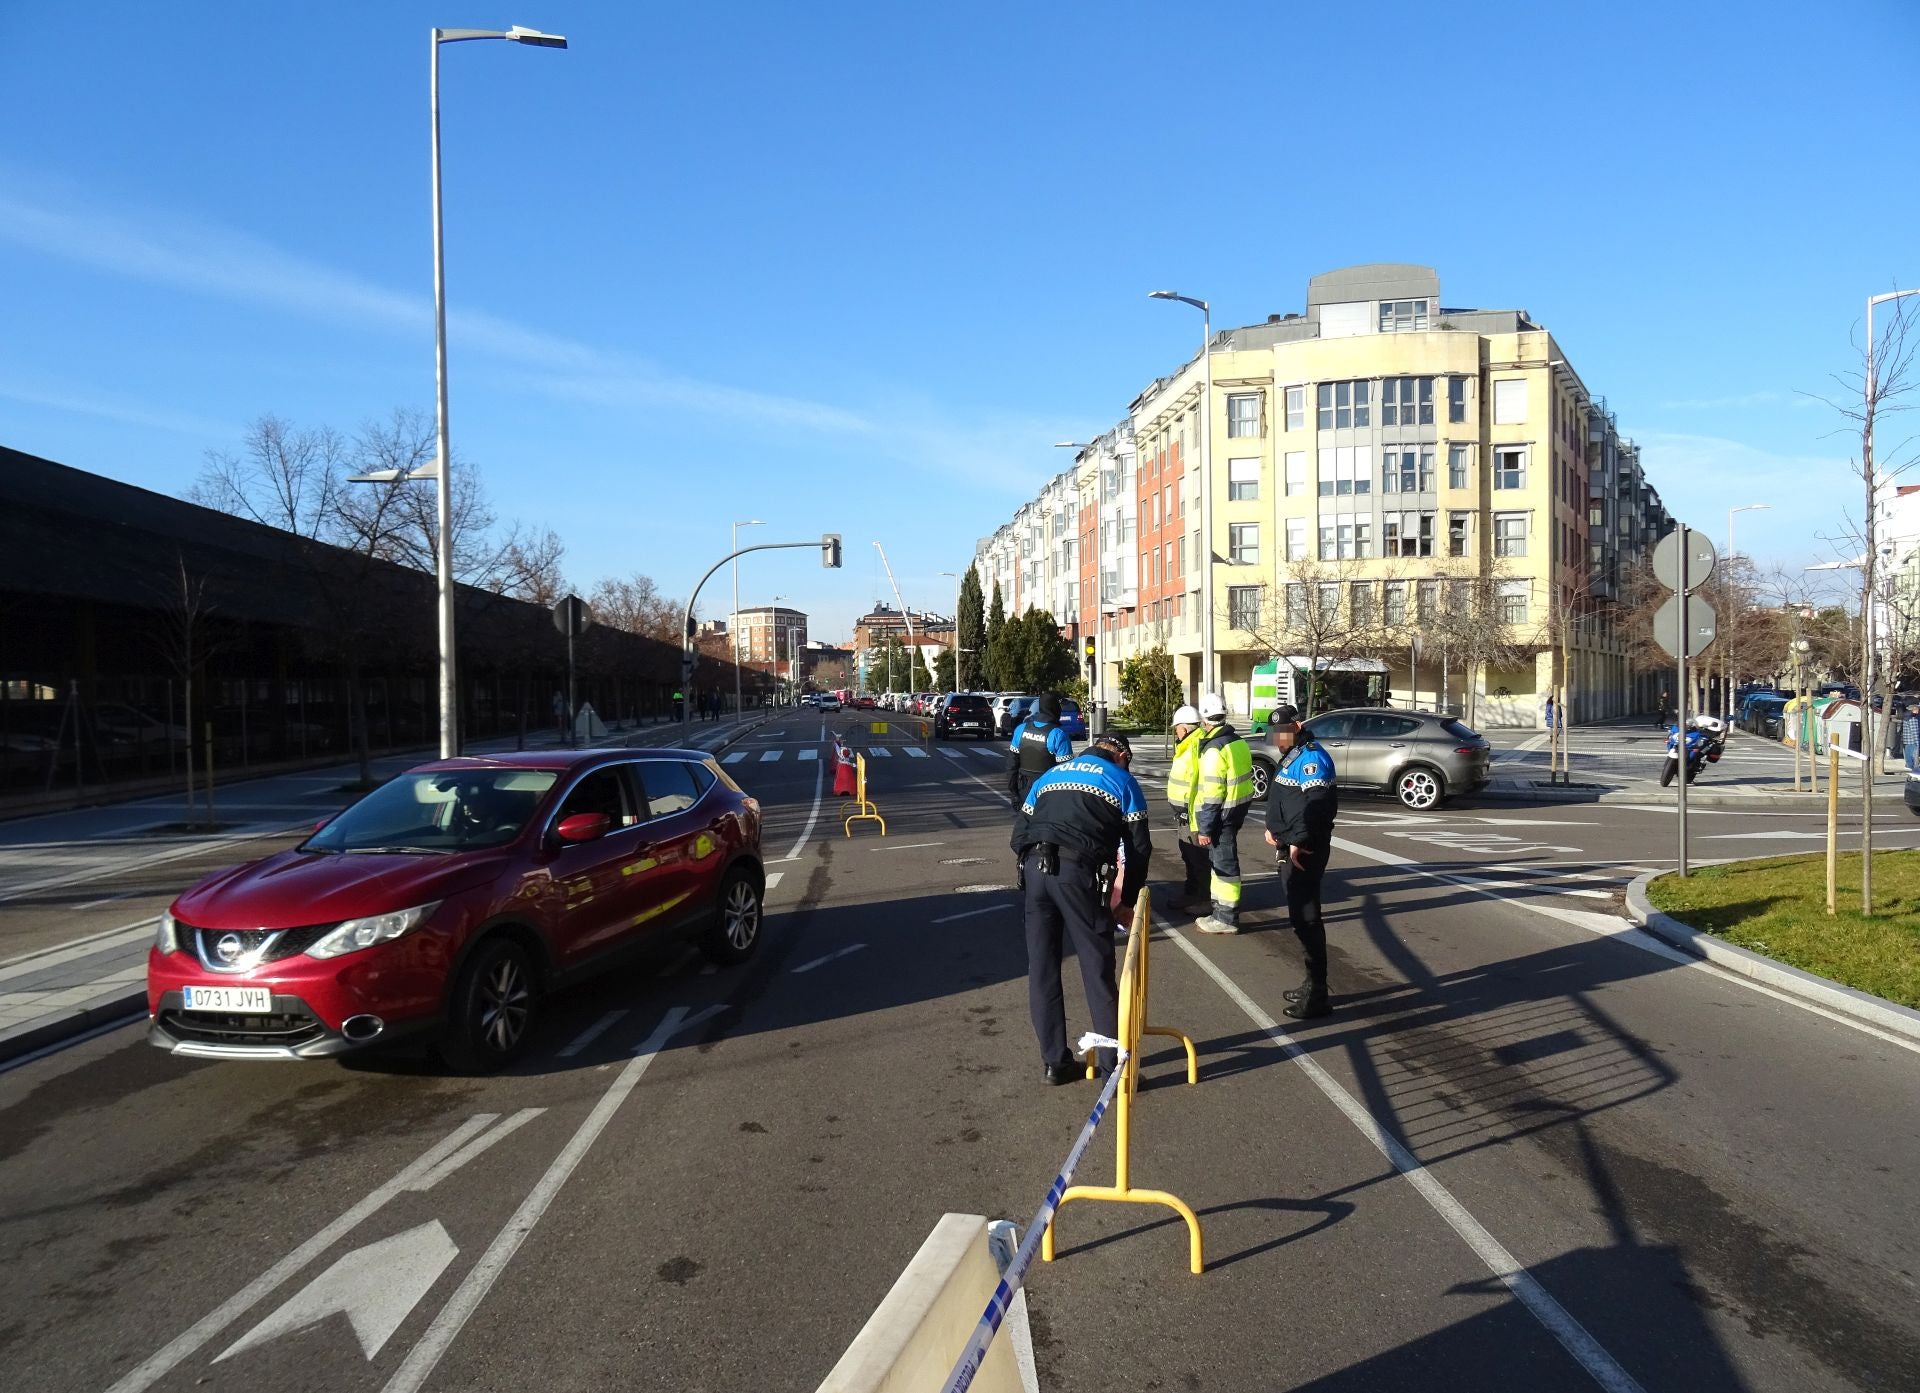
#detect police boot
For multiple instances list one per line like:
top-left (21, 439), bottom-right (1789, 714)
top-left (1284, 984), bottom-right (1330, 1020)
top-left (1282, 974), bottom-right (1316, 1003)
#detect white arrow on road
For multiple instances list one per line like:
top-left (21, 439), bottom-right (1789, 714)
top-left (215, 1221), bottom-right (458, 1363)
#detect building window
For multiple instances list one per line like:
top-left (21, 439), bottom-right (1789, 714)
top-left (1119, 514), bottom-right (1136, 542)
top-left (1152, 492), bottom-right (1162, 527)
top-left (1498, 580), bottom-right (1530, 625)
top-left (1227, 393), bottom-right (1261, 438)
top-left (1494, 512), bottom-right (1529, 557)
top-left (1493, 378), bottom-right (1527, 425)
top-left (1449, 376), bottom-right (1468, 423)
top-left (1227, 458), bottom-right (1260, 501)
top-left (1317, 582), bottom-right (1342, 623)
top-left (1316, 380), bottom-right (1372, 429)
top-left (1286, 583), bottom-right (1308, 628)
top-left (1381, 449), bottom-right (1431, 493)
top-left (1286, 516), bottom-right (1308, 561)
top-left (1448, 511), bottom-right (1471, 558)
top-left (1383, 581), bottom-right (1408, 625)
top-left (1384, 510), bottom-right (1434, 557)
top-left (1318, 523), bottom-right (1336, 561)
top-left (1493, 447), bottom-right (1527, 490)
top-left (1380, 377), bottom-right (1435, 427)
top-left (1285, 386), bottom-right (1305, 431)
top-left (1355, 518), bottom-right (1372, 557)
top-left (1285, 451), bottom-right (1307, 496)
top-left (1228, 585), bottom-right (1262, 631)
top-left (1448, 444), bottom-right (1470, 489)
top-left (1416, 579), bottom-right (1438, 622)
top-left (1229, 523), bottom-right (1259, 565)
top-left (1350, 581), bottom-right (1374, 628)
top-left (1378, 298), bottom-right (1430, 333)
top-left (1318, 446), bottom-right (1373, 497)
top-left (1177, 535), bottom-right (1186, 575)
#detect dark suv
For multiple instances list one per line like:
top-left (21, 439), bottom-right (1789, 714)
top-left (935, 693), bottom-right (995, 740)
top-left (148, 749), bottom-right (764, 1071)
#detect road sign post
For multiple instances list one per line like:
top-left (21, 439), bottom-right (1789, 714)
top-left (1650, 527), bottom-right (1718, 877)
top-left (553, 595), bottom-right (592, 746)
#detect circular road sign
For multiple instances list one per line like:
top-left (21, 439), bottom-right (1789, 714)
top-left (1653, 594), bottom-right (1718, 660)
top-left (1651, 528), bottom-right (1717, 593)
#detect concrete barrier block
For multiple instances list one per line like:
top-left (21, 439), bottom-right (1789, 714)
top-left (816, 1212), bottom-right (1023, 1393)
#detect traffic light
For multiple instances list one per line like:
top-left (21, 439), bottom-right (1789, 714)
top-left (822, 532), bottom-right (842, 568)
top-left (685, 615), bottom-right (697, 641)
top-left (1083, 636), bottom-right (1097, 664)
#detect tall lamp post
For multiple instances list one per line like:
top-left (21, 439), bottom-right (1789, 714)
top-left (1149, 291), bottom-right (1214, 698)
top-left (429, 23), bottom-right (567, 757)
top-left (770, 594), bottom-right (788, 704)
top-left (732, 519), bottom-right (764, 719)
top-left (1724, 502), bottom-right (1770, 721)
top-left (937, 570), bottom-right (961, 688)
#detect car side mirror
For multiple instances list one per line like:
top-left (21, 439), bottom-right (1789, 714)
top-left (556, 812), bottom-right (612, 844)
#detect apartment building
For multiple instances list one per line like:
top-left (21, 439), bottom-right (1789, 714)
top-left (975, 265), bottom-right (1672, 728)
top-left (730, 605), bottom-right (808, 663)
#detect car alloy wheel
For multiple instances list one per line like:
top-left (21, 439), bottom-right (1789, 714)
top-left (441, 937), bottom-right (538, 1073)
top-left (479, 954), bottom-right (531, 1055)
top-left (703, 869), bottom-right (764, 965)
top-left (1397, 766), bottom-right (1443, 810)
top-left (1249, 759), bottom-right (1272, 801)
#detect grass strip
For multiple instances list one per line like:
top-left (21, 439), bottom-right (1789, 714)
top-left (1645, 850), bottom-right (1920, 1010)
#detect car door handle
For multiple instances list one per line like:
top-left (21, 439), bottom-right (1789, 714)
top-left (1387, 742), bottom-right (1407, 748)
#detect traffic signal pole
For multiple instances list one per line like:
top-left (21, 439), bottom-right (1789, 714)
top-left (680, 535), bottom-right (841, 742)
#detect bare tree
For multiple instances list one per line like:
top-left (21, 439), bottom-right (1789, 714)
top-left (1422, 566), bottom-right (1533, 729)
top-left (150, 552), bottom-right (218, 827)
top-left (1238, 555), bottom-right (1405, 719)
top-left (194, 414), bottom-right (347, 539)
top-left (589, 572), bottom-right (679, 643)
top-left (334, 409), bottom-right (512, 588)
top-left (491, 526), bottom-right (570, 606)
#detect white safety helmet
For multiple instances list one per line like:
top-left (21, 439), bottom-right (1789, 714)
top-left (1198, 692), bottom-right (1228, 722)
top-left (1172, 704), bottom-right (1202, 729)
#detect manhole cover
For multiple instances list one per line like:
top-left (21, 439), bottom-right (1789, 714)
top-left (940, 857), bottom-right (986, 866)
top-left (954, 883), bottom-right (1011, 893)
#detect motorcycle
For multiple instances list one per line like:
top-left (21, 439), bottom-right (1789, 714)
top-left (1660, 725), bottom-right (1709, 786)
top-left (1692, 714), bottom-right (1727, 764)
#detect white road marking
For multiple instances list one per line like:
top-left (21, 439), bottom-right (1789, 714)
top-left (904, 746), bottom-right (930, 758)
top-left (1165, 925), bottom-right (1648, 1393)
top-left (792, 944), bottom-right (867, 974)
top-left (1703, 830), bottom-right (1829, 841)
top-left (973, 746), bottom-right (1004, 760)
top-left (722, 752), bottom-right (750, 765)
top-left (105, 1114), bottom-right (496, 1393)
top-left (556, 1011), bottom-right (629, 1059)
top-left (765, 871), bottom-right (785, 891)
top-left (382, 1006), bottom-right (724, 1393)
top-left (0, 819), bottom-right (310, 908)
top-left (933, 903), bottom-right (1012, 924)
top-left (758, 750), bottom-right (783, 762)
top-left (407, 1109), bottom-right (548, 1191)
top-left (940, 747), bottom-right (967, 759)
top-left (798, 748), bottom-right (818, 761)
top-left (873, 841), bottom-right (944, 851)
top-left (1329, 835), bottom-right (1920, 1056)
top-left (868, 747), bottom-right (893, 758)
top-left (70, 889), bottom-right (139, 912)
top-left (0, 917), bottom-right (158, 983)
top-left (216, 1221), bottom-right (459, 1364)
top-left (778, 759), bottom-right (825, 863)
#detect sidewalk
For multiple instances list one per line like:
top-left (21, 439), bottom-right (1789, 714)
top-left (0, 712), bottom-right (775, 1065)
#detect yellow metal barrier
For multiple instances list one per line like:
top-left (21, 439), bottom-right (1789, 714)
top-left (843, 752), bottom-right (887, 837)
top-left (1044, 888), bottom-right (1204, 1274)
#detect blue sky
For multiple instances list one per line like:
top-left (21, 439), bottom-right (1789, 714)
top-left (3, 0), bottom-right (1916, 640)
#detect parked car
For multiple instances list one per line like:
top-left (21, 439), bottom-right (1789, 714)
top-left (997, 695), bottom-right (1037, 737)
top-left (1907, 771), bottom-right (1920, 819)
top-left (935, 692), bottom-right (995, 740)
top-left (1246, 707), bottom-right (1491, 810)
top-left (1056, 698), bottom-right (1086, 740)
top-left (147, 749), bottom-right (764, 1071)
top-left (852, 695), bottom-right (877, 710)
top-left (817, 694), bottom-right (842, 712)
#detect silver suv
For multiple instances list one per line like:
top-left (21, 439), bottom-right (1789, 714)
top-left (1248, 707), bottom-right (1492, 811)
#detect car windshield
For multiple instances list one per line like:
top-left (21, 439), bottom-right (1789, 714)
top-left (305, 768), bottom-right (559, 854)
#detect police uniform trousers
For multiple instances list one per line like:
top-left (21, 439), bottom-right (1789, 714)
top-left (1022, 852), bottom-right (1119, 1072)
top-left (1286, 843), bottom-right (1330, 983)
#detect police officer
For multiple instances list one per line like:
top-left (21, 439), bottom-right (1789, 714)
top-left (1006, 692), bottom-right (1074, 803)
top-left (1164, 704), bottom-right (1210, 914)
top-left (1261, 704), bottom-right (1339, 1019)
top-left (1011, 732), bottom-right (1152, 1083)
top-left (1189, 692), bottom-right (1255, 935)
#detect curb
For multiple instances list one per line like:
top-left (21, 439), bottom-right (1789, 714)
top-left (1624, 872), bottom-right (1920, 1043)
top-left (1475, 785), bottom-right (1910, 810)
top-left (0, 989), bottom-right (147, 1068)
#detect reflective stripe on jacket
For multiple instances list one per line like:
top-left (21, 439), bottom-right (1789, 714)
top-left (1194, 723), bottom-right (1254, 839)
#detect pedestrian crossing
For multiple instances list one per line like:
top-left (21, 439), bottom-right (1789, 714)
top-left (719, 743), bottom-right (1005, 766)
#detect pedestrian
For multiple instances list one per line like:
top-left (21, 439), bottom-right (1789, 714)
top-left (1656, 687), bottom-right (1671, 730)
top-left (1011, 732), bottom-right (1152, 1083)
top-left (1188, 692), bottom-right (1255, 935)
top-left (832, 732), bottom-right (858, 798)
top-left (1164, 704), bottom-right (1212, 915)
top-left (1006, 692), bottom-right (1074, 804)
top-left (1262, 704), bottom-right (1339, 1019)
top-left (1543, 693), bottom-right (1556, 733)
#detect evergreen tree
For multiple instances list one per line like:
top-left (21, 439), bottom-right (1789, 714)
top-left (957, 566), bottom-right (986, 690)
top-left (984, 580), bottom-right (1008, 688)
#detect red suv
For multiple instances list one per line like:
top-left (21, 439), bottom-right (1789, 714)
top-left (147, 749), bottom-right (763, 1071)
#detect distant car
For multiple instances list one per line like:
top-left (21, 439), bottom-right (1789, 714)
top-left (1056, 698), bottom-right (1086, 740)
top-left (817, 695), bottom-right (842, 712)
top-left (1246, 707), bottom-right (1492, 810)
top-left (147, 749), bottom-right (764, 1070)
top-left (936, 693), bottom-right (995, 740)
top-left (852, 696), bottom-right (876, 710)
top-left (1906, 772), bottom-right (1920, 819)
top-left (998, 696), bottom-right (1037, 737)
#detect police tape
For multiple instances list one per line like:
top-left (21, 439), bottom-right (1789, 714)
top-left (939, 1033), bottom-right (1126, 1393)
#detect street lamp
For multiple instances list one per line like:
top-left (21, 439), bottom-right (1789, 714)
top-left (1724, 502), bottom-right (1770, 720)
top-left (428, 22), bottom-right (567, 757)
top-left (1149, 290), bottom-right (1214, 699)
top-left (732, 519), bottom-right (764, 720)
top-left (938, 570), bottom-right (962, 689)
top-left (770, 594), bottom-right (788, 704)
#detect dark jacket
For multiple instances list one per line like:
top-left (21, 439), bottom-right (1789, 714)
top-left (1264, 738), bottom-right (1338, 850)
top-left (1011, 749), bottom-right (1153, 905)
top-left (1005, 716), bottom-right (1073, 797)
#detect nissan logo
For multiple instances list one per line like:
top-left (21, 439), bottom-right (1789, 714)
top-left (215, 933), bottom-right (244, 964)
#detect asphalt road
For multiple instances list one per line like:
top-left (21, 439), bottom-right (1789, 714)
top-left (2, 709), bottom-right (1916, 1392)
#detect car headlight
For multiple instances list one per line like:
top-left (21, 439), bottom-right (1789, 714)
top-left (305, 902), bottom-right (442, 960)
top-left (155, 911), bottom-right (179, 955)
